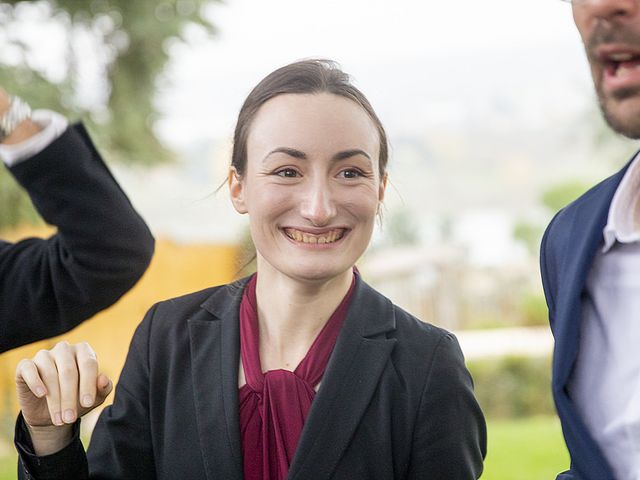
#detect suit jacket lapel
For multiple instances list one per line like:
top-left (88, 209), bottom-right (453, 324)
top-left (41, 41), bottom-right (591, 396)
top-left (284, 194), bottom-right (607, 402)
top-left (189, 279), bottom-right (249, 480)
top-left (553, 164), bottom-right (630, 389)
top-left (551, 162), bottom-right (634, 479)
top-left (288, 276), bottom-right (397, 480)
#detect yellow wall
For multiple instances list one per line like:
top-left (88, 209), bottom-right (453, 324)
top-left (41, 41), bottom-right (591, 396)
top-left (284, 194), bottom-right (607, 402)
top-left (0, 227), bottom-right (239, 420)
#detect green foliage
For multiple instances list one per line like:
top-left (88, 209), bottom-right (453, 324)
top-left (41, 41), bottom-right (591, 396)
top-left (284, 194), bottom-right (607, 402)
top-left (379, 208), bottom-right (420, 247)
top-left (541, 181), bottom-right (592, 213)
top-left (468, 356), bottom-right (555, 418)
top-left (0, 0), bottom-right (220, 228)
top-left (519, 292), bottom-right (548, 327)
top-left (384, 208), bottom-right (419, 246)
top-left (513, 220), bottom-right (542, 256)
top-left (2, 0), bottom-right (218, 165)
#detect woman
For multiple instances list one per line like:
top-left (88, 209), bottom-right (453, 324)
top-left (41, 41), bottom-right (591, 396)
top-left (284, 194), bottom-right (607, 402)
top-left (15, 59), bottom-right (486, 479)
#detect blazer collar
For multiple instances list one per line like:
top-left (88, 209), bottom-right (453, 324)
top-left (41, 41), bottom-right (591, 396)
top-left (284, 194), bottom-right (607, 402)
top-left (189, 278), bottom-right (247, 480)
top-left (191, 274), bottom-right (397, 480)
top-left (288, 275), bottom-right (397, 479)
top-left (553, 159), bottom-right (633, 389)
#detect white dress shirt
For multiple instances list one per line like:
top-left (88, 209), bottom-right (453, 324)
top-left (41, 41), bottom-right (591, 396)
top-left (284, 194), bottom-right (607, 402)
top-left (0, 110), bottom-right (68, 166)
top-left (569, 152), bottom-right (640, 480)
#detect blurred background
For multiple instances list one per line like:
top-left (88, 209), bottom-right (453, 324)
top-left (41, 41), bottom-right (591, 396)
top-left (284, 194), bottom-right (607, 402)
top-left (0, 0), bottom-right (637, 478)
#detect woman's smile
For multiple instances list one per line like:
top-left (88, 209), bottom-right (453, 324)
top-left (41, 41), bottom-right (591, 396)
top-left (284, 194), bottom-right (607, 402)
top-left (282, 227), bottom-right (349, 247)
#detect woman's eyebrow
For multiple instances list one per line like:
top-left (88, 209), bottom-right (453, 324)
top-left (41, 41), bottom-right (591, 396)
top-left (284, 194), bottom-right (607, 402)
top-left (332, 149), bottom-right (371, 161)
top-left (263, 147), bottom-right (307, 161)
top-left (263, 147), bottom-right (371, 163)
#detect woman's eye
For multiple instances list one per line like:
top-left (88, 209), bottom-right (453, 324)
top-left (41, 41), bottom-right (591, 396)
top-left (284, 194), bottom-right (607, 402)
top-left (339, 169), bottom-right (362, 179)
top-left (275, 168), bottom-right (299, 178)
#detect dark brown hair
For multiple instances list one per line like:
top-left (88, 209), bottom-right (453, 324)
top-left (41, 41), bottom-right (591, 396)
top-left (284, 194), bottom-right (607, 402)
top-left (231, 59), bottom-right (389, 178)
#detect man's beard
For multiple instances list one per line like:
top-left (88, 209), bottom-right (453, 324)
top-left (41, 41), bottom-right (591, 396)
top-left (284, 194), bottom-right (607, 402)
top-left (597, 85), bottom-right (640, 139)
top-left (588, 24), bottom-right (640, 139)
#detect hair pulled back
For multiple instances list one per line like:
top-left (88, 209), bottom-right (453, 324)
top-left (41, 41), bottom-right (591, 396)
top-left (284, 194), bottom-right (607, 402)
top-left (231, 59), bottom-right (389, 178)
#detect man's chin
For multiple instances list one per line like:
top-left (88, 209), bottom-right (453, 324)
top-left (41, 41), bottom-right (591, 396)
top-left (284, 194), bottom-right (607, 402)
top-left (599, 89), bottom-right (640, 139)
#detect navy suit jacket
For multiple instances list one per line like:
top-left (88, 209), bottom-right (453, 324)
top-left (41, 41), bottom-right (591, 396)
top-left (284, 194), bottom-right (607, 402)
top-left (0, 123), bottom-right (154, 351)
top-left (17, 274), bottom-right (486, 479)
top-left (540, 155), bottom-right (637, 480)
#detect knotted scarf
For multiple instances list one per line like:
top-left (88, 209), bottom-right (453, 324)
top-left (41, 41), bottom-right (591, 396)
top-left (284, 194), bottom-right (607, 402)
top-left (238, 273), bottom-right (355, 480)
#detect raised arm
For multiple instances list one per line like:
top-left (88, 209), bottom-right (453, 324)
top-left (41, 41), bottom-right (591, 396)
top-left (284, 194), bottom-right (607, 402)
top-left (0, 89), bottom-right (154, 351)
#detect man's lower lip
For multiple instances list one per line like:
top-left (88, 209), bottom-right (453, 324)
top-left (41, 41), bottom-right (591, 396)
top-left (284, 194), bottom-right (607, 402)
top-left (603, 64), bottom-right (640, 93)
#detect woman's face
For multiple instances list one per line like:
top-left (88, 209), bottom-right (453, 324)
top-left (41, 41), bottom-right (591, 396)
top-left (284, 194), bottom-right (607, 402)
top-left (229, 92), bottom-right (386, 283)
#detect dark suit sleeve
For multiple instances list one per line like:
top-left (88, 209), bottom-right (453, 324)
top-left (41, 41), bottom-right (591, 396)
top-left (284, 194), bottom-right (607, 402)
top-left (15, 413), bottom-right (88, 480)
top-left (16, 305), bottom-right (158, 480)
top-left (407, 333), bottom-right (487, 480)
top-left (0, 123), bottom-right (154, 352)
top-left (85, 304), bottom-right (156, 478)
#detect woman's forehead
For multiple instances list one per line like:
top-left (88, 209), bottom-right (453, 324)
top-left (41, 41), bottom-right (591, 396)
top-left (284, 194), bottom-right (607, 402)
top-left (246, 93), bottom-right (380, 157)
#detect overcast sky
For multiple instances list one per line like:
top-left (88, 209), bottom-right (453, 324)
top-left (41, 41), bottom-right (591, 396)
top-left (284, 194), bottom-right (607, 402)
top-left (4, 0), bottom-right (609, 256)
top-left (155, 0), bottom-right (589, 148)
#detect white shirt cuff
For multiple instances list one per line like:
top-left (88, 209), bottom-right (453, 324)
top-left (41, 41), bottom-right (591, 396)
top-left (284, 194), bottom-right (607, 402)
top-left (0, 110), bottom-right (69, 167)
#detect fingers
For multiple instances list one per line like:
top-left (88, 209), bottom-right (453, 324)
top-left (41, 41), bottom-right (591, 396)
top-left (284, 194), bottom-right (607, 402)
top-left (33, 347), bottom-right (64, 426)
top-left (76, 342), bottom-right (98, 408)
top-left (16, 359), bottom-right (47, 399)
top-left (16, 341), bottom-right (108, 428)
top-left (52, 341), bottom-right (79, 424)
top-left (95, 373), bottom-right (114, 405)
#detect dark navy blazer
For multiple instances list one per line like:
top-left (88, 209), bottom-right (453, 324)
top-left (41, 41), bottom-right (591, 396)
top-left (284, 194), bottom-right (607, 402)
top-left (540, 155), bottom-right (637, 480)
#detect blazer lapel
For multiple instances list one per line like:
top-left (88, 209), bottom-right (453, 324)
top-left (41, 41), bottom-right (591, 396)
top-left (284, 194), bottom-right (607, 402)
top-left (551, 162), bottom-right (634, 479)
top-left (552, 164), bottom-right (630, 389)
top-left (189, 279), bottom-right (250, 480)
top-left (288, 277), bottom-right (397, 480)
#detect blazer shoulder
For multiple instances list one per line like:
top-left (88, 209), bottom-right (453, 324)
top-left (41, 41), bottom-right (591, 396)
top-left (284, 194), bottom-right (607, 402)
top-left (390, 302), bottom-right (455, 356)
top-left (144, 281), bottom-right (240, 329)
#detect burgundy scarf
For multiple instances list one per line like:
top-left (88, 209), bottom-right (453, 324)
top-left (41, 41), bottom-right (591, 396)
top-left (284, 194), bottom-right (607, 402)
top-left (238, 273), bottom-right (355, 480)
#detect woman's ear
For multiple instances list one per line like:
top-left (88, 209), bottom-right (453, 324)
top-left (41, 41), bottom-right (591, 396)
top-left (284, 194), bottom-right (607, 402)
top-left (229, 167), bottom-right (248, 214)
top-left (379, 173), bottom-right (388, 203)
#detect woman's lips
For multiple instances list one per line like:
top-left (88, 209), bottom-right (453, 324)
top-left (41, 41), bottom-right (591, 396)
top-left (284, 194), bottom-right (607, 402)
top-left (282, 227), bottom-right (347, 245)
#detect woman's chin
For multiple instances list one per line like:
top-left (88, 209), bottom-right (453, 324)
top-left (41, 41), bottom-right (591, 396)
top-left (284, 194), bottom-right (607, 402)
top-left (282, 261), bottom-right (353, 284)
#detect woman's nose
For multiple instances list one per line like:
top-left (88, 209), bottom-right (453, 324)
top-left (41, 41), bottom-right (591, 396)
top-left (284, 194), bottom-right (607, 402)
top-left (299, 181), bottom-right (337, 226)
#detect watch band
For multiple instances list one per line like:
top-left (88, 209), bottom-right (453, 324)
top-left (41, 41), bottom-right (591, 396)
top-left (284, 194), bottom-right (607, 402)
top-left (0, 95), bottom-right (32, 142)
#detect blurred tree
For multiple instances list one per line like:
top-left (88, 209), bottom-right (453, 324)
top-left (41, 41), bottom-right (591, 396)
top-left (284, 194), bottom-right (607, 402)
top-left (512, 180), bottom-right (591, 259)
top-left (0, 0), bottom-right (219, 228)
top-left (513, 220), bottom-right (541, 257)
top-left (385, 208), bottom-right (420, 246)
top-left (540, 180), bottom-right (591, 213)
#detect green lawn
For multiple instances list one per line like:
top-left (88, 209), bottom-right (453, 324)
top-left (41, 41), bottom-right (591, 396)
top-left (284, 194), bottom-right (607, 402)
top-left (0, 415), bottom-right (569, 479)
top-left (0, 455), bottom-right (14, 480)
top-left (483, 415), bottom-right (570, 479)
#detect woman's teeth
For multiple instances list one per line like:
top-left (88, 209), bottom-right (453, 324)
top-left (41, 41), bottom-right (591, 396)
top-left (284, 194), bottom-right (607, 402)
top-left (284, 228), bottom-right (345, 244)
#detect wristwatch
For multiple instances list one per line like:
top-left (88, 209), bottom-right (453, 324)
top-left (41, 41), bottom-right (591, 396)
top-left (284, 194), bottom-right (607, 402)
top-left (0, 95), bottom-right (32, 142)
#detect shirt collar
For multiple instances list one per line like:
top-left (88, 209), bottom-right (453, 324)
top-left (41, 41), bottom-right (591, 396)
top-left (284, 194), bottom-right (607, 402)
top-left (602, 151), bottom-right (640, 253)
